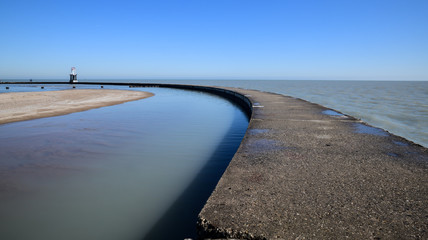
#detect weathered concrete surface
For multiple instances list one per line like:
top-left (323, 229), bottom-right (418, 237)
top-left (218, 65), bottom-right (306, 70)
top-left (198, 88), bottom-right (428, 239)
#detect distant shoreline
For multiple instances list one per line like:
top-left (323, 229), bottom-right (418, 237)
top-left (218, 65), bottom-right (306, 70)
top-left (0, 89), bottom-right (154, 125)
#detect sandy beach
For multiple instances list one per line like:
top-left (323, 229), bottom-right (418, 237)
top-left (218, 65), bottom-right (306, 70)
top-left (0, 89), bottom-right (154, 124)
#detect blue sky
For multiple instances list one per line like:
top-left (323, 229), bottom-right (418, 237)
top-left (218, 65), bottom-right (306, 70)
top-left (1, 0), bottom-right (427, 80)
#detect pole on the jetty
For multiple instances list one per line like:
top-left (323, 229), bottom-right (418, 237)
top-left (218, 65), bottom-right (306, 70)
top-left (69, 67), bottom-right (78, 83)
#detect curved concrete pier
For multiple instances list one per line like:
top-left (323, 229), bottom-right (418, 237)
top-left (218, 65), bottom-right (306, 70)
top-left (2, 82), bottom-right (427, 239)
top-left (197, 88), bottom-right (428, 239)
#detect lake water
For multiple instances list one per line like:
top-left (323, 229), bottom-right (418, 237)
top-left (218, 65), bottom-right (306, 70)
top-left (0, 85), bottom-right (249, 239)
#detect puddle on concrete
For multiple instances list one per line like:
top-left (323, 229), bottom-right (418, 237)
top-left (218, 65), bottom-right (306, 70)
top-left (393, 141), bottom-right (409, 146)
top-left (387, 152), bottom-right (399, 157)
top-left (248, 129), bottom-right (269, 135)
top-left (245, 139), bottom-right (287, 153)
top-left (353, 123), bottom-right (389, 137)
top-left (322, 110), bottom-right (344, 116)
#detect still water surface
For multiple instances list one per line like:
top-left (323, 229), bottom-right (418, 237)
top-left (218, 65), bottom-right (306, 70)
top-left (0, 85), bottom-right (249, 239)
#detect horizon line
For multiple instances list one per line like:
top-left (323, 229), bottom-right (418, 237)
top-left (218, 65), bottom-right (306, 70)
top-left (1, 78), bottom-right (427, 82)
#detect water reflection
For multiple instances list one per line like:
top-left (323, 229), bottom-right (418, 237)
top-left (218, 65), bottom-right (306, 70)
top-left (0, 86), bottom-right (249, 239)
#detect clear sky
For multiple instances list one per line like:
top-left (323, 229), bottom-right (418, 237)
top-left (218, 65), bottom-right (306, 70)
top-left (1, 0), bottom-right (427, 80)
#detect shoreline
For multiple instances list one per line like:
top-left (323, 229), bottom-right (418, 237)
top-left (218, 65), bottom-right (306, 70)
top-left (0, 89), bottom-right (154, 125)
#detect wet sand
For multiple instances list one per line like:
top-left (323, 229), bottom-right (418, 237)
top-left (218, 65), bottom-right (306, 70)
top-left (0, 89), bottom-right (154, 124)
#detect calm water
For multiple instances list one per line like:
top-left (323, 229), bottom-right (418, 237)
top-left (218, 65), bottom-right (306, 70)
top-left (0, 85), bottom-right (249, 239)
top-left (76, 79), bottom-right (426, 147)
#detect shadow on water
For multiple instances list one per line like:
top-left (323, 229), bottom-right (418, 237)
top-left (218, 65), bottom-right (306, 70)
top-left (142, 107), bottom-right (249, 240)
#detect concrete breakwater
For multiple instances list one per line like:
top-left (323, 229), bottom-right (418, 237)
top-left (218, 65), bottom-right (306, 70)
top-left (2, 82), bottom-right (428, 239)
top-left (197, 87), bottom-right (428, 239)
